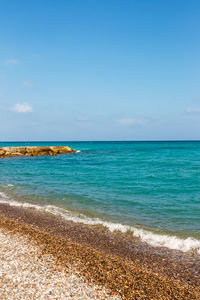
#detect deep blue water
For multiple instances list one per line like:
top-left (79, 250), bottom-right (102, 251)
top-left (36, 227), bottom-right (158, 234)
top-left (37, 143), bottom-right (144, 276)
top-left (0, 141), bottom-right (200, 252)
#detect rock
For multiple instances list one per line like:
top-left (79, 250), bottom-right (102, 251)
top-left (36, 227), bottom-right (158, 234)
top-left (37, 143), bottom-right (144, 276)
top-left (10, 152), bottom-right (24, 156)
top-left (3, 147), bottom-right (25, 153)
top-left (58, 146), bottom-right (74, 154)
top-left (0, 146), bottom-right (77, 158)
top-left (0, 148), bottom-right (6, 156)
top-left (49, 147), bottom-right (59, 155)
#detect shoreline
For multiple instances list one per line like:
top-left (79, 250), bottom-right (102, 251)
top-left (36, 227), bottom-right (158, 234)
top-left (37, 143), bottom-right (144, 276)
top-left (0, 203), bottom-right (199, 299)
top-left (1, 189), bottom-right (200, 254)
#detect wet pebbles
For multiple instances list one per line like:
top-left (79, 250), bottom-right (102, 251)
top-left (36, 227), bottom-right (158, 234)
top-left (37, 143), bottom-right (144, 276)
top-left (0, 204), bottom-right (199, 299)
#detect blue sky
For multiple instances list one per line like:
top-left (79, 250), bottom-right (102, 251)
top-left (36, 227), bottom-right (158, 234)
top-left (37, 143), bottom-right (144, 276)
top-left (0, 0), bottom-right (200, 140)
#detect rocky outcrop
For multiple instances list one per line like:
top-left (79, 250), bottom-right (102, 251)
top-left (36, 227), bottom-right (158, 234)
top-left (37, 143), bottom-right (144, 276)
top-left (0, 146), bottom-right (77, 158)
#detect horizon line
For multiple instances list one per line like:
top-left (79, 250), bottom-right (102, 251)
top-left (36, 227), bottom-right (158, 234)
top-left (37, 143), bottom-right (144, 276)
top-left (1, 140), bottom-right (200, 143)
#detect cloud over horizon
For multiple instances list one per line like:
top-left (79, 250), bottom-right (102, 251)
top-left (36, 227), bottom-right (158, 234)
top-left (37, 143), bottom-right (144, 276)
top-left (187, 108), bottom-right (200, 115)
top-left (76, 117), bottom-right (89, 121)
top-left (12, 103), bottom-right (33, 113)
top-left (118, 118), bottom-right (148, 127)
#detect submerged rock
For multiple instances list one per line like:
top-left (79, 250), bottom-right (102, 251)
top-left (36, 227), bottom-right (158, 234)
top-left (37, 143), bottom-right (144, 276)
top-left (0, 146), bottom-right (77, 158)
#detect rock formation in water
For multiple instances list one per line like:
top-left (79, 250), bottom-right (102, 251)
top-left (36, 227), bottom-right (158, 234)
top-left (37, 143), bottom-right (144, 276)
top-left (0, 146), bottom-right (77, 157)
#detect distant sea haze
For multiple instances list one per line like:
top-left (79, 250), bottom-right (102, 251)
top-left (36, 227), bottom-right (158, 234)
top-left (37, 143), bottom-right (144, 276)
top-left (0, 141), bottom-right (200, 254)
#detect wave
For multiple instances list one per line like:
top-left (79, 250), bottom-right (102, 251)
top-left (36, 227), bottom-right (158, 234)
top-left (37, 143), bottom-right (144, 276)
top-left (0, 191), bottom-right (200, 254)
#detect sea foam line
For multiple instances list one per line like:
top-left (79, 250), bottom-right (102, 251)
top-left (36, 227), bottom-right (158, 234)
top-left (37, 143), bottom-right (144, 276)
top-left (0, 191), bottom-right (200, 254)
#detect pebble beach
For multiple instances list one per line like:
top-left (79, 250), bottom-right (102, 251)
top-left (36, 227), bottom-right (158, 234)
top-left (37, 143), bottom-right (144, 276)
top-left (1, 0), bottom-right (200, 297)
top-left (0, 227), bottom-right (120, 300)
top-left (0, 203), bottom-right (199, 299)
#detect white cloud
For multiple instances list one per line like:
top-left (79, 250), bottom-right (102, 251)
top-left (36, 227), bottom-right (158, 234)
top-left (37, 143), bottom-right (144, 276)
top-left (187, 108), bottom-right (200, 115)
top-left (12, 103), bottom-right (33, 113)
top-left (118, 118), bottom-right (148, 127)
top-left (4, 58), bottom-right (20, 65)
top-left (22, 81), bottom-right (34, 89)
top-left (76, 117), bottom-right (89, 121)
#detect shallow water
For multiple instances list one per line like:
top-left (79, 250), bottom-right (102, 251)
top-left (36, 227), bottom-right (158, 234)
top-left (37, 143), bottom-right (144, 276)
top-left (0, 141), bottom-right (200, 253)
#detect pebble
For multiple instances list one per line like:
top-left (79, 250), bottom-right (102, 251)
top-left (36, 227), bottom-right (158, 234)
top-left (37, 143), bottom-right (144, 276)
top-left (0, 228), bottom-right (120, 299)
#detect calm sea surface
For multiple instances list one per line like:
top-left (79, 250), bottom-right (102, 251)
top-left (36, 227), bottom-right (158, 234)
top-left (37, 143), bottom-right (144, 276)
top-left (0, 141), bottom-right (200, 252)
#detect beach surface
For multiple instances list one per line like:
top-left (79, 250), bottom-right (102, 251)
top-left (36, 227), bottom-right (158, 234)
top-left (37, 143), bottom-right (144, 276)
top-left (0, 203), bottom-right (199, 299)
top-left (0, 226), bottom-right (119, 300)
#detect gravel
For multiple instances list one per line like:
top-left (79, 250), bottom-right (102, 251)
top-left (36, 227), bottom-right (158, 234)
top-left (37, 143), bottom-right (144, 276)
top-left (0, 206), bottom-right (199, 299)
top-left (0, 228), bottom-right (120, 299)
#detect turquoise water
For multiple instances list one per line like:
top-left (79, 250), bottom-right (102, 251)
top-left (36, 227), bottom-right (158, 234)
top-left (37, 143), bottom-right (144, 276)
top-left (0, 141), bottom-right (200, 252)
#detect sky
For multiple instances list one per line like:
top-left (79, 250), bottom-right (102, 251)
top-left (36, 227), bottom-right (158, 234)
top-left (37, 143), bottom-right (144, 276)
top-left (0, 0), bottom-right (200, 141)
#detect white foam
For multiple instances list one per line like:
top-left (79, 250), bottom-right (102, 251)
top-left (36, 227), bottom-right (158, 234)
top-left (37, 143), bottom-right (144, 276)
top-left (76, 150), bottom-right (81, 153)
top-left (0, 191), bottom-right (200, 254)
top-left (132, 228), bottom-right (200, 254)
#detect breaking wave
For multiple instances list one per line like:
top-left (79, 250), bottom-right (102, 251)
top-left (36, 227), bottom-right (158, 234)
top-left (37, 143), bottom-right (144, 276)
top-left (0, 191), bottom-right (199, 254)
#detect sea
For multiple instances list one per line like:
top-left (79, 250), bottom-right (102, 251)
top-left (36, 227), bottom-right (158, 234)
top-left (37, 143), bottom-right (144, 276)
top-left (0, 141), bottom-right (200, 254)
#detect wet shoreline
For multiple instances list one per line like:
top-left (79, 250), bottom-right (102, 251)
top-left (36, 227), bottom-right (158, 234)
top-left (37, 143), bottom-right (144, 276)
top-left (0, 203), bottom-right (199, 299)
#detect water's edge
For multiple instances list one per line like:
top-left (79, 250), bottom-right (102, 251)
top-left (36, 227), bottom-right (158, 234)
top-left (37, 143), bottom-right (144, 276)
top-left (0, 190), bottom-right (199, 255)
